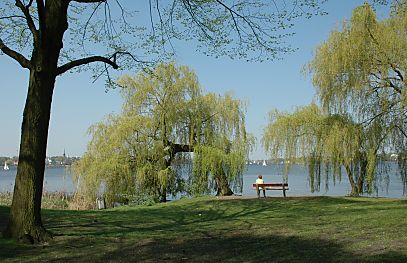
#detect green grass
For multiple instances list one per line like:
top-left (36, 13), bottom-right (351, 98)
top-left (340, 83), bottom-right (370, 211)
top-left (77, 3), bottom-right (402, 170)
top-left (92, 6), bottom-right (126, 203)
top-left (0, 196), bottom-right (406, 262)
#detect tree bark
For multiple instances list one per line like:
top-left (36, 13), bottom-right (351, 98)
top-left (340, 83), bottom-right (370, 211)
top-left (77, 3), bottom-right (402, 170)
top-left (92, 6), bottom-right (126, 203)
top-left (344, 163), bottom-right (360, 197)
top-left (215, 171), bottom-right (234, 196)
top-left (357, 153), bottom-right (368, 193)
top-left (160, 190), bottom-right (167, 202)
top-left (5, 68), bottom-right (55, 243)
top-left (4, 0), bottom-right (69, 243)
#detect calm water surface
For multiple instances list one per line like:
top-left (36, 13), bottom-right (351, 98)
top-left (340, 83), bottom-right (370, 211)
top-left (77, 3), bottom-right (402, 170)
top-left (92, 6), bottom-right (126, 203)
top-left (0, 163), bottom-right (405, 198)
top-left (0, 166), bottom-right (74, 193)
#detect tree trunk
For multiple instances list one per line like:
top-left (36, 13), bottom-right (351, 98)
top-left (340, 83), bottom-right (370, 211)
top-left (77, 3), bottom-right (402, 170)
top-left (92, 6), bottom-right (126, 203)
top-left (215, 171), bottom-right (234, 196)
top-left (4, 0), bottom-right (69, 243)
top-left (160, 190), bottom-right (167, 202)
top-left (4, 69), bottom-right (55, 243)
top-left (357, 154), bottom-right (368, 193)
top-left (344, 163), bottom-right (360, 197)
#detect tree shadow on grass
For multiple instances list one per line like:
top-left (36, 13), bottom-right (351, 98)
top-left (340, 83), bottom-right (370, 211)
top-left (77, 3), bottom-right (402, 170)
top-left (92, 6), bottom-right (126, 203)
top-left (49, 234), bottom-right (350, 263)
top-left (98, 234), bottom-right (407, 263)
top-left (0, 206), bottom-right (26, 262)
top-left (42, 196), bottom-right (331, 239)
top-left (3, 232), bottom-right (406, 263)
top-left (1, 197), bottom-right (406, 262)
top-left (0, 205), bottom-right (9, 231)
top-left (40, 199), bottom-right (280, 238)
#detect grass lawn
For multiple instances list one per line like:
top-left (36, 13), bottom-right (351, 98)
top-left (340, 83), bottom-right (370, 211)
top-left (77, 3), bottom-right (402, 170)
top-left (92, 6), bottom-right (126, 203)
top-left (0, 196), bottom-right (406, 262)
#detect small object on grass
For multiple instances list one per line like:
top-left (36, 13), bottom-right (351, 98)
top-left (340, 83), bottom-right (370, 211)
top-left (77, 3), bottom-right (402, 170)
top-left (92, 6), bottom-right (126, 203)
top-left (96, 197), bottom-right (106, 209)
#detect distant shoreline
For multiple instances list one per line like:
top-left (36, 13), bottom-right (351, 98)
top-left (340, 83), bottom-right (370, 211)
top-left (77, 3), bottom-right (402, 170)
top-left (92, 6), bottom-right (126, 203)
top-left (3, 164), bottom-right (72, 169)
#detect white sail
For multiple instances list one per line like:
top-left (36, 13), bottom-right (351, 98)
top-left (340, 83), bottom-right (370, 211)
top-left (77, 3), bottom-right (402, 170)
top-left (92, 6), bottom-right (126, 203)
top-left (262, 160), bottom-right (267, 166)
top-left (4, 161), bottom-right (9, 170)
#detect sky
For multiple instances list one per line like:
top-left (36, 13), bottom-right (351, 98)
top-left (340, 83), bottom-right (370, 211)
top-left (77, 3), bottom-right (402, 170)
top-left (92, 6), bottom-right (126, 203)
top-left (0, 1), bottom-right (389, 159)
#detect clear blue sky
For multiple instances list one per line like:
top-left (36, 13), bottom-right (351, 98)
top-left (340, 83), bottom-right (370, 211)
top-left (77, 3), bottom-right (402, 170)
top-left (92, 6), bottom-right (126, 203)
top-left (0, 1), bottom-right (388, 159)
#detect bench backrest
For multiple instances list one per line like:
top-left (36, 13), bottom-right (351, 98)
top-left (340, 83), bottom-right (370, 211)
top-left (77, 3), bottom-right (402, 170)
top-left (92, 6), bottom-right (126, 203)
top-left (252, 183), bottom-right (288, 187)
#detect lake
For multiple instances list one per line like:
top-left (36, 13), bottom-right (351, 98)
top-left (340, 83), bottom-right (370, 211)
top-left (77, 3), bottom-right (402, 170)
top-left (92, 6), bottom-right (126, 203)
top-left (0, 163), bottom-right (405, 198)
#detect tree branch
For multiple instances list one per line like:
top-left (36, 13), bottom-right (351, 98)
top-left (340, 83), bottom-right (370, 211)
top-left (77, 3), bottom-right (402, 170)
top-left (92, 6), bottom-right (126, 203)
top-left (27, 0), bottom-right (35, 8)
top-left (388, 79), bottom-right (402, 94)
top-left (0, 38), bottom-right (32, 69)
top-left (36, 0), bottom-right (45, 29)
top-left (15, 0), bottom-right (38, 42)
top-left (215, 0), bottom-right (270, 49)
top-left (71, 0), bottom-right (107, 3)
top-left (168, 141), bottom-right (194, 154)
top-left (56, 55), bottom-right (118, 75)
top-left (0, 15), bottom-right (26, 20)
top-left (390, 63), bottom-right (404, 82)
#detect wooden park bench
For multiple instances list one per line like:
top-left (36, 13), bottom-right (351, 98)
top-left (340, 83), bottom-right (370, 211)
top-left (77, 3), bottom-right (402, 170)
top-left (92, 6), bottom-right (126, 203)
top-left (252, 183), bottom-right (289, 197)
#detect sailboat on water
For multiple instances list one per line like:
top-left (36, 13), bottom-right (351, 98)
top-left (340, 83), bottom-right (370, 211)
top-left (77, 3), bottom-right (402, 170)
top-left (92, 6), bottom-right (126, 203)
top-left (4, 161), bottom-right (10, 171)
top-left (262, 160), bottom-right (267, 166)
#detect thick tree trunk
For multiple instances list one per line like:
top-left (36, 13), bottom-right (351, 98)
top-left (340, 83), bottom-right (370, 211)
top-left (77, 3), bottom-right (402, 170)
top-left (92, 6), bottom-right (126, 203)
top-left (5, 69), bottom-right (55, 243)
top-left (215, 172), bottom-right (234, 196)
top-left (4, 0), bottom-right (69, 243)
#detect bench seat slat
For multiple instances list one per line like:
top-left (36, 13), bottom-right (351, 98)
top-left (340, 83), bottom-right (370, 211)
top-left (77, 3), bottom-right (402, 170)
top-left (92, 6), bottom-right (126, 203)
top-left (253, 187), bottom-right (289, 190)
top-left (252, 183), bottom-right (288, 187)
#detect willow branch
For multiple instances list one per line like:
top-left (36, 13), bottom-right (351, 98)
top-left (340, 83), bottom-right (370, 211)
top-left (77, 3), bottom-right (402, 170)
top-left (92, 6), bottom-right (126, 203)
top-left (0, 38), bottom-right (31, 69)
top-left (388, 79), bottom-right (402, 94)
top-left (390, 64), bottom-right (404, 82)
top-left (168, 141), bottom-right (194, 154)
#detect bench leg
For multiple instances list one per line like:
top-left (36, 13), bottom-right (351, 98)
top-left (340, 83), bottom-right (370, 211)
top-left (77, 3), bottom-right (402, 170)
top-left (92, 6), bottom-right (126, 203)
top-left (283, 189), bottom-right (286, 197)
top-left (257, 189), bottom-right (260, 198)
top-left (263, 189), bottom-right (266, 198)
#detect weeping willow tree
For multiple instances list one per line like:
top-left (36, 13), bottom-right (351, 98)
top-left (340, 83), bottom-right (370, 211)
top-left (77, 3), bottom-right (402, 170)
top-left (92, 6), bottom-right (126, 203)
top-left (263, 104), bottom-right (381, 196)
top-left (73, 113), bottom-right (183, 205)
top-left (191, 93), bottom-right (253, 196)
top-left (307, 2), bottom-right (407, 193)
top-left (74, 63), bottom-right (252, 204)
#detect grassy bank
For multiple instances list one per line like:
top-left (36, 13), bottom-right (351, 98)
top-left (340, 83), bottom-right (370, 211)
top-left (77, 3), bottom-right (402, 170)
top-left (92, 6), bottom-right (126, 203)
top-left (0, 196), bottom-right (406, 262)
top-left (0, 192), bottom-right (72, 210)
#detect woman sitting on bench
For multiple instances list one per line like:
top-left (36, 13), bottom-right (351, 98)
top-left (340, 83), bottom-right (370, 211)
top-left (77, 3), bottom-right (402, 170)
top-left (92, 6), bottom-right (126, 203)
top-left (255, 175), bottom-right (266, 198)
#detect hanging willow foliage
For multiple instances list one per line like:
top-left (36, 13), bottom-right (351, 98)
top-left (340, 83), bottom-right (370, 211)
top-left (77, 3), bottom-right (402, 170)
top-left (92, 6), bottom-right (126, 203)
top-left (307, 2), bottom-right (406, 193)
top-left (191, 144), bottom-right (248, 196)
top-left (74, 62), bottom-right (252, 205)
top-left (188, 91), bottom-right (254, 196)
top-left (308, 0), bottom-right (407, 194)
top-left (262, 104), bottom-right (383, 196)
top-left (72, 115), bottom-right (139, 205)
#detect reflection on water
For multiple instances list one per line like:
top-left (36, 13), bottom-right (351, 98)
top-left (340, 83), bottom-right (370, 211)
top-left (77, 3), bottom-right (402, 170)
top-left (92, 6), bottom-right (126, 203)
top-left (0, 163), bottom-right (404, 198)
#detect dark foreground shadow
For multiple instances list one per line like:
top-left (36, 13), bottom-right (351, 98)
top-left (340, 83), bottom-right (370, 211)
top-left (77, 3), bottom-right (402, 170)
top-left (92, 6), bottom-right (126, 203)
top-left (0, 206), bottom-right (8, 230)
top-left (2, 231), bottom-right (406, 263)
top-left (1, 197), bottom-right (406, 263)
top-left (78, 234), bottom-right (407, 263)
